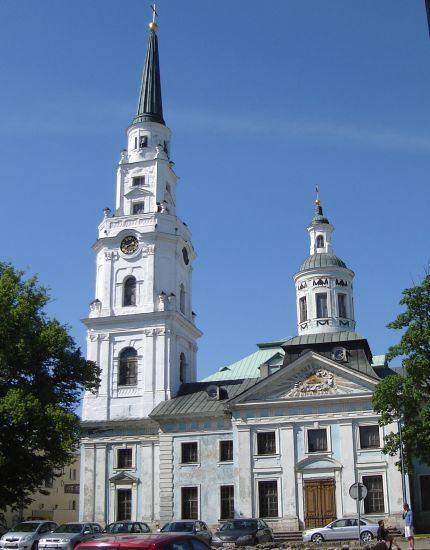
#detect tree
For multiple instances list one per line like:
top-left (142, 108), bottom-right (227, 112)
top-left (0, 263), bottom-right (100, 510)
top-left (373, 273), bottom-right (430, 471)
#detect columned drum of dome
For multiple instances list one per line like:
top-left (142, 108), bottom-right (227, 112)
top-left (293, 197), bottom-right (355, 336)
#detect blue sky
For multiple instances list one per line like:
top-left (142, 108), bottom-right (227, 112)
top-left (1, 1), bottom-right (429, 391)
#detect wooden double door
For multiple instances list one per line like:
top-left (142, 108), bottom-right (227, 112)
top-left (304, 478), bottom-right (336, 528)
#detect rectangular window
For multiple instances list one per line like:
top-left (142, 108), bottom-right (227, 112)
top-left (117, 489), bottom-right (132, 520)
top-left (307, 428), bottom-right (328, 452)
top-left (139, 136), bottom-right (148, 148)
top-left (132, 202), bottom-right (145, 215)
top-left (420, 476), bottom-right (430, 511)
top-left (359, 425), bottom-right (380, 449)
top-left (220, 485), bottom-right (234, 519)
top-left (257, 432), bottom-right (276, 455)
top-left (316, 293), bottom-right (328, 318)
top-left (181, 442), bottom-right (198, 464)
top-left (219, 440), bottom-right (233, 462)
top-left (363, 475), bottom-right (384, 513)
top-left (117, 448), bottom-right (133, 468)
top-left (299, 296), bottom-right (308, 322)
top-left (132, 176), bottom-right (145, 186)
top-left (338, 293), bottom-right (347, 318)
top-left (258, 480), bottom-right (278, 518)
top-left (181, 486), bottom-right (198, 519)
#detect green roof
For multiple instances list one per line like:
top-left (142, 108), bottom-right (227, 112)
top-left (299, 253), bottom-right (348, 272)
top-left (284, 331), bottom-right (366, 347)
top-left (201, 342), bottom-right (286, 381)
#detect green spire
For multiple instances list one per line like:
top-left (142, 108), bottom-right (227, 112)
top-left (133, 22), bottom-right (165, 126)
top-left (312, 187), bottom-right (329, 224)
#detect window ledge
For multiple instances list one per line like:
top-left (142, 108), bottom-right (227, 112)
top-left (180, 462), bottom-right (201, 467)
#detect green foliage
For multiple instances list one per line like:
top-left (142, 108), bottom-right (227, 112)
top-left (373, 273), bottom-right (430, 470)
top-left (0, 263), bottom-right (101, 511)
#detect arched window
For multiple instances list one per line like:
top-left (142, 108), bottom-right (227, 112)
top-left (123, 277), bottom-right (136, 306)
top-left (180, 353), bottom-right (187, 383)
top-left (299, 296), bottom-right (307, 322)
top-left (316, 235), bottom-right (324, 249)
top-left (180, 284), bottom-right (186, 314)
top-left (119, 348), bottom-right (137, 386)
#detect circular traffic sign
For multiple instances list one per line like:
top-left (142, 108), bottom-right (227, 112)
top-left (349, 482), bottom-right (368, 500)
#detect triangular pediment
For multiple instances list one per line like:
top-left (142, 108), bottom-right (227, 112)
top-left (229, 350), bottom-right (377, 405)
top-left (109, 472), bottom-right (138, 484)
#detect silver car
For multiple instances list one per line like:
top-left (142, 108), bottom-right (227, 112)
top-left (0, 521), bottom-right (57, 550)
top-left (303, 518), bottom-right (379, 543)
top-left (38, 523), bottom-right (102, 550)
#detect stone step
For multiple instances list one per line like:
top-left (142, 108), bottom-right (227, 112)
top-left (273, 531), bottom-right (303, 542)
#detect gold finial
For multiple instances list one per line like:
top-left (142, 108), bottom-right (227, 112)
top-left (315, 185), bottom-right (320, 205)
top-left (149, 3), bottom-right (158, 32)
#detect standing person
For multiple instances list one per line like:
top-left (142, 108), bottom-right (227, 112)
top-left (403, 503), bottom-right (415, 550)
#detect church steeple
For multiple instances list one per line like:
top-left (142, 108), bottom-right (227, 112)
top-left (293, 193), bottom-right (356, 335)
top-left (133, 15), bottom-right (164, 125)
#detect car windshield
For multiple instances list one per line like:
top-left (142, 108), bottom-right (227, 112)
top-left (53, 525), bottom-right (83, 534)
top-left (105, 524), bottom-right (133, 534)
top-left (221, 520), bottom-right (257, 531)
top-left (161, 522), bottom-right (194, 533)
top-left (10, 523), bottom-right (40, 533)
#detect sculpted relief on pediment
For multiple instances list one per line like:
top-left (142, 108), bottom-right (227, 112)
top-left (287, 369), bottom-right (336, 397)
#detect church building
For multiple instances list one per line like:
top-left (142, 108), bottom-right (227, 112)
top-left (80, 16), bottom-right (410, 532)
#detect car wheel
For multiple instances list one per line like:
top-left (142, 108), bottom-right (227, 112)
top-left (31, 542), bottom-right (38, 550)
top-left (311, 533), bottom-right (324, 543)
top-left (360, 531), bottom-right (373, 543)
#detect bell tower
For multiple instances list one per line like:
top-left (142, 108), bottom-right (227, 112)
top-left (81, 16), bottom-right (201, 423)
top-left (293, 193), bottom-right (356, 335)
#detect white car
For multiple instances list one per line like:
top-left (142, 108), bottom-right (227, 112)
top-left (38, 523), bottom-right (102, 550)
top-left (0, 521), bottom-right (57, 550)
top-left (303, 518), bottom-right (379, 543)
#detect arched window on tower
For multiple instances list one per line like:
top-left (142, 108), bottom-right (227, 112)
top-left (316, 235), bottom-right (324, 249)
top-left (179, 353), bottom-right (187, 383)
top-left (119, 348), bottom-right (138, 386)
top-left (299, 296), bottom-right (308, 323)
top-left (123, 277), bottom-right (137, 307)
top-left (180, 284), bottom-right (186, 314)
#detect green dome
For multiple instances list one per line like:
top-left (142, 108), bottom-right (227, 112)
top-left (299, 253), bottom-right (347, 271)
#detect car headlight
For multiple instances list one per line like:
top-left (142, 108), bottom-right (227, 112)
top-left (59, 539), bottom-right (71, 543)
top-left (237, 535), bottom-right (253, 542)
top-left (212, 535), bottom-right (222, 542)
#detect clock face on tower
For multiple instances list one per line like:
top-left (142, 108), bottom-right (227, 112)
top-left (120, 235), bottom-right (139, 255)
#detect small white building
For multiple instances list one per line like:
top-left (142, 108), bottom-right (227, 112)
top-left (80, 16), bottom-right (423, 533)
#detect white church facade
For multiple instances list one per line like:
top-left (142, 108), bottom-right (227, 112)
top-left (80, 16), bottom-right (421, 532)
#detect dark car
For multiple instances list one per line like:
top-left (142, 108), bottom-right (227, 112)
top-left (211, 519), bottom-right (274, 547)
top-left (38, 523), bottom-right (102, 550)
top-left (160, 521), bottom-right (212, 545)
top-left (102, 523), bottom-right (151, 535)
top-left (75, 533), bottom-right (211, 550)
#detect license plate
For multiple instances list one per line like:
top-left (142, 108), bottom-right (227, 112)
top-left (222, 544), bottom-right (235, 548)
top-left (5, 545), bottom-right (18, 548)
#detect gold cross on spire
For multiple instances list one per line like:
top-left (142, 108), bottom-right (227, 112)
top-left (315, 185), bottom-right (320, 205)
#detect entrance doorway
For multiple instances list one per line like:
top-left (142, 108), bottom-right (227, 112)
top-left (304, 478), bottom-right (336, 528)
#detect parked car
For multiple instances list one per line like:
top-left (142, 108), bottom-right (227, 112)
top-left (0, 521), bottom-right (58, 550)
top-left (160, 521), bottom-right (212, 545)
top-left (75, 534), bottom-right (211, 550)
top-left (211, 519), bottom-right (274, 547)
top-left (302, 517), bottom-right (379, 543)
top-left (38, 523), bottom-right (102, 550)
top-left (102, 522), bottom-right (151, 535)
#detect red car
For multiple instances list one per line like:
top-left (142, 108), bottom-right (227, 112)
top-left (76, 533), bottom-right (211, 550)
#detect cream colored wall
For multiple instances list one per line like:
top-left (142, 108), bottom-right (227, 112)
top-left (3, 457), bottom-right (81, 528)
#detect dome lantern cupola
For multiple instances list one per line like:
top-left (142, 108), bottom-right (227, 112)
top-left (293, 193), bottom-right (356, 336)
